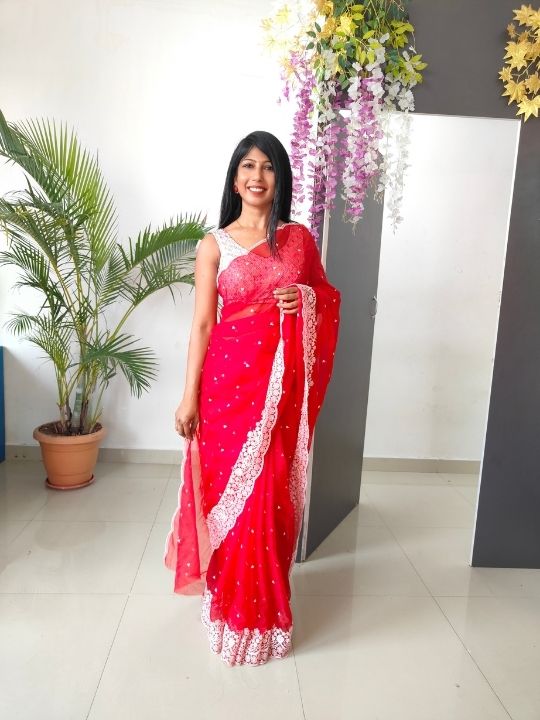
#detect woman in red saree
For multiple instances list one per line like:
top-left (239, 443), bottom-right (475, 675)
top-left (164, 131), bottom-right (340, 666)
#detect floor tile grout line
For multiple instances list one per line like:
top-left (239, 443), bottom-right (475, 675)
top-left (431, 595), bottom-right (514, 720)
top-left (371, 488), bottom-right (514, 720)
top-left (291, 644), bottom-right (308, 720)
top-left (84, 506), bottom-right (156, 717)
top-left (84, 593), bottom-right (131, 720)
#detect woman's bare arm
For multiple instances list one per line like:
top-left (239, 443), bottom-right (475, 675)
top-left (175, 233), bottom-right (219, 439)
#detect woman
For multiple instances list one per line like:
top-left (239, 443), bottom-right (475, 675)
top-left (164, 130), bottom-right (340, 666)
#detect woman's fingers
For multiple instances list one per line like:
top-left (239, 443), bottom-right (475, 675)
top-left (274, 287), bottom-right (299, 314)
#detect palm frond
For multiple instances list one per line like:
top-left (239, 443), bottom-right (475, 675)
top-left (0, 110), bottom-right (118, 272)
top-left (94, 245), bottom-right (129, 308)
top-left (12, 313), bottom-right (75, 374)
top-left (81, 333), bottom-right (158, 397)
top-left (122, 213), bottom-right (207, 271)
top-left (15, 116), bottom-right (118, 272)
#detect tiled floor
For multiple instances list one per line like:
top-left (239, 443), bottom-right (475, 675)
top-left (1, 461), bottom-right (539, 720)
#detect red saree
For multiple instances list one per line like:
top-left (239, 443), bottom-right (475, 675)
top-left (164, 222), bottom-right (340, 666)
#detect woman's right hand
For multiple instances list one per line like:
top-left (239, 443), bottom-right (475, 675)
top-left (175, 397), bottom-right (199, 441)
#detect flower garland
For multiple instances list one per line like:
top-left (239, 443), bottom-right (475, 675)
top-left (262, 0), bottom-right (426, 236)
top-left (499, 4), bottom-right (540, 121)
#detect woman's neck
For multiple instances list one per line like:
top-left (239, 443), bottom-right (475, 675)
top-left (235, 207), bottom-right (271, 231)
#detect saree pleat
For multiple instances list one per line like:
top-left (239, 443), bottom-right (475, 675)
top-left (164, 223), bottom-right (340, 665)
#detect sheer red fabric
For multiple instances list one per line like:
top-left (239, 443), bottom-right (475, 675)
top-left (164, 222), bottom-right (340, 665)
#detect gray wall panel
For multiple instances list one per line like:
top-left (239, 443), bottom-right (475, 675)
top-left (409, 0), bottom-right (540, 567)
top-left (410, 0), bottom-right (517, 119)
top-left (305, 186), bottom-right (383, 557)
top-left (472, 119), bottom-right (540, 567)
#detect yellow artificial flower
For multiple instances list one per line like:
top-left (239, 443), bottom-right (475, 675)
top-left (275, 4), bottom-right (291, 25)
top-left (261, 17), bottom-right (273, 31)
top-left (507, 22), bottom-right (517, 37)
top-left (315, 0), bottom-right (334, 14)
top-left (321, 16), bottom-right (337, 38)
top-left (528, 9), bottom-right (540, 28)
top-left (499, 66), bottom-right (513, 82)
top-left (338, 14), bottom-right (355, 36)
top-left (505, 41), bottom-right (530, 69)
top-left (263, 34), bottom-right (279, 51)
top-left (516, 95), bottom-right (540, 120)
top-left (514, 4), bottom-right (535, 25)
top-left (280, 57), bottom-right (296, 79)
top-left (526, 73), bottom-right (540, 93)
top-left (502, 79), bottom-right (528, 103)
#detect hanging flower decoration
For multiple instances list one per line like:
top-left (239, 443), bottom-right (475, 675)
top-left (262, 1), bottom-right (426, 236)
top-left (499, 5), bottom-right (540, 121)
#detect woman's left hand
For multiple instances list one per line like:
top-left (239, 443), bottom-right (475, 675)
top-left (273, 286), bottom-right (300, 314)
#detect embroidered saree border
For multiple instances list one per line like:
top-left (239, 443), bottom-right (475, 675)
top-left (288, 284), bottom-right (317, 572)
top-left (201, 588), bottom-right (291, 666)
top-left (200, 286), bottom-right (317, 665)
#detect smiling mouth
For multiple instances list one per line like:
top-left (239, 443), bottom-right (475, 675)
top-left (247, 187), bottom-right (266, 193)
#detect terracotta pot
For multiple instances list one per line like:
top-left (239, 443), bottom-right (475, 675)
top-left (33, 423), bottom-right (106, 490)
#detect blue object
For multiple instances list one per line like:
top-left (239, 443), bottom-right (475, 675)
top-left (0, 347), bottom-right (4, 462)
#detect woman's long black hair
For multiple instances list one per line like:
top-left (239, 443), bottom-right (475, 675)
top-left (219, 130), bottom-right (293, 256)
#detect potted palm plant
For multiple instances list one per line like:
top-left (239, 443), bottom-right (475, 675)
top-left (0, 109), bottom-right (206, 489)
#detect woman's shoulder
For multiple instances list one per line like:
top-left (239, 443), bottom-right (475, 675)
top-left (195, 231), bottom-right (220, 256)
top-left (282, 220), bottom-right (316, 246)
top-left (281, 220), bottom-right (311, 236)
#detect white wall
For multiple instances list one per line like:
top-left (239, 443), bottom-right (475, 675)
top-left (0, 0), bottom-right (294, 450)
top-left (364, 113), bottom-right (519, 461)
top-left (0, 3), bottom-right (520, 461)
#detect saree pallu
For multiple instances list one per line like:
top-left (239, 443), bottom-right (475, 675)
top-left (164, 223), bottom-right (340, 666)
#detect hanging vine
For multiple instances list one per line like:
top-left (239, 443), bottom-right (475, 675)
top-left (262, 0), bottom-right (426, 236)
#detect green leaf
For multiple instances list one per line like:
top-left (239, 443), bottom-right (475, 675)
top-left (81, 333), bottom-right (158, 398)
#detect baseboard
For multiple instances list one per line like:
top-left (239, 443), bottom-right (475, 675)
top-left (362, 457), bottom-right (480, 474)
top-left (5, 444), bottom-right (480, 474)
top-left (6, 444), bottom-right (179, 465)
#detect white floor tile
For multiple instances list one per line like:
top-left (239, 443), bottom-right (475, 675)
top-left (1, 459), bottom-right (538, 718)
top-left (454, 485), bottom-right (480, 506)
top-left (0, 468), bottom-right (49, 521)
top-left (87, 595), bottom-right (305, 720)
top-left (34, 474), bottom-right (169, 523)
top-left (364, 483), bottom-right (476, 528)
top-left (391, 526), bottom-right (494, 596)
top-left (0, 521), bottom-right (28, 547)
top-left (292, 594), bottom-right (510, 720)
top-left (293, 512), bottom-right (428, 597)
top-left (132, 522), bottom-right (177, 595)
top-left (439, 596), bottom-right (540, 720)
top-left (439, 473), bottom-right (480, 486)
top-left (0, 593), bottom-right (125, 720)
top-left (0, 460), bottom-right (45, 481)
top-left (362, 470), bottom-right (447, 485)
top-left (0, 521), bottom-right (151, 593)
top-left (478, 567), bottom-right (540, 598)
top-left (155, 474), bottom-right (183, 524)
top-left (93, 462), bottom-right (172, 480)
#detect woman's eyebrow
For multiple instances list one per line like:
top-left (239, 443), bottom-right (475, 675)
top-left (241, 157), bottom-right (272, 163)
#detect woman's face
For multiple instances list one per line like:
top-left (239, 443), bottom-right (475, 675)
top-left (234, 146), bottom-right (276, 209)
